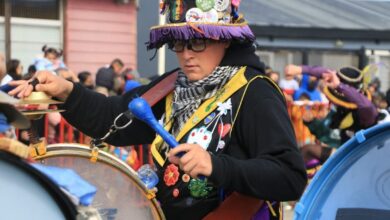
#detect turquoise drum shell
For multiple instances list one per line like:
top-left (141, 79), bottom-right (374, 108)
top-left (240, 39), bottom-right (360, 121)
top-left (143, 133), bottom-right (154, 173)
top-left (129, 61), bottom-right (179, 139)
top-left (294, 123), bottom-right (390, 220)
top-left (0, 150), bottom-right (77, 220)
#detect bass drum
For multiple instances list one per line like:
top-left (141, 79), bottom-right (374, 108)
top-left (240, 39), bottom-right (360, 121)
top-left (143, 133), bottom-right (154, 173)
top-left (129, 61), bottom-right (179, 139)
top-left (294, 123), bottom-right (390, 220)
top-left (34, 143), bottom-right (165, 220)
top-left (0, 150), bottom-right (77, 220)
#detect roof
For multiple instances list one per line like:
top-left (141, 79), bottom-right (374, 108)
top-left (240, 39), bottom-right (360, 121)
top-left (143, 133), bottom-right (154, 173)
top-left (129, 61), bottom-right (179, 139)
top-left (240, 0), bottom-right (390, 49)
top-left (241, 0), bottom-right (390, 30)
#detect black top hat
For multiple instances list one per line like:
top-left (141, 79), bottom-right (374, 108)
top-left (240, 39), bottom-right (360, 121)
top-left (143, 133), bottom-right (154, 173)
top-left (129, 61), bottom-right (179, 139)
top-left (337, 66), bottom-right (363, 89)
top-left (323, 67), bottom-right (370, 109)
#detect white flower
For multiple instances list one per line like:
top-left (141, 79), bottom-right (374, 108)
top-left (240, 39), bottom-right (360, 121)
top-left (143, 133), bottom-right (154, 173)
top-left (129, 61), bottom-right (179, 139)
top-left (217, 99), bottom-right (232, 115)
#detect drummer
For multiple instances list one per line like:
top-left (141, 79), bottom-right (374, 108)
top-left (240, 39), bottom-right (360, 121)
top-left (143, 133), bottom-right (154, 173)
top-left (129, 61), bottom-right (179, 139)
top-left (10, 1), bottom-right (307, 219)
top-left (285, 65), bottom-right (378, 165)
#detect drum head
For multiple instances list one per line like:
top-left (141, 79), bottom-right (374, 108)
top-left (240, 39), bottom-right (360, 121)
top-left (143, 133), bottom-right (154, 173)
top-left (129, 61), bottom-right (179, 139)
top-left (295, 123), bottom-right (390, 220)
top-left (0, 151), bottom-right (77, 220)
top-left (35, 144), bottom-right (165, 220)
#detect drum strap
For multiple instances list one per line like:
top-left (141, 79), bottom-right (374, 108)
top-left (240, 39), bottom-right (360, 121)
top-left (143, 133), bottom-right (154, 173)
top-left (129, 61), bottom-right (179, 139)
top-left (141, 70), bottom-right (179, 106)
top-left (203, 192), bottom-right (264, 220)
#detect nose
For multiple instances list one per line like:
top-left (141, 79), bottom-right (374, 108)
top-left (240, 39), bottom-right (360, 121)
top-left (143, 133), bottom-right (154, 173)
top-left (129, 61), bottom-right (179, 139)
top-left (181, 47), bottom-right (194, 60)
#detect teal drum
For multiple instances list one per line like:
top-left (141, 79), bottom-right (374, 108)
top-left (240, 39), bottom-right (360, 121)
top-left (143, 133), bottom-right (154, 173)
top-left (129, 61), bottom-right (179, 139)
top-left (294, 123), bottom-right (390, 220)
top-left (0, 150), bottom-right (77, 220)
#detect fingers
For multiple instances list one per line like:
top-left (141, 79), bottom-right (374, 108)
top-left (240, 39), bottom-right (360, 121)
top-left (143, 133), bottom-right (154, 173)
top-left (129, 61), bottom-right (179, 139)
top-left (168, 144), bottom-right (191, 157)
top-left (168, 144), bottom-right (212, 178)
top-left (8, 71), bottom-right (50, 97)
top-left (8, 81), bottom-right (28, 96)
top-left (21, 83), bottom-right (34, 98)
top-left (8, 80), bottom-right (26, 87)
top-left (181, 160), bottom-right (198, 178)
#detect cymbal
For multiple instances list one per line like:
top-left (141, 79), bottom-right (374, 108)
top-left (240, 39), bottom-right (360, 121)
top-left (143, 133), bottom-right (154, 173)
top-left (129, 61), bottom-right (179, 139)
top-left (0, 90), bottom-right (19, 104)
top-left (21, 109), bottom-right (65, 120)
top-left (21, 109), bottom-right (65, 116)
top-left (19, 92), bottom-right (64, 105)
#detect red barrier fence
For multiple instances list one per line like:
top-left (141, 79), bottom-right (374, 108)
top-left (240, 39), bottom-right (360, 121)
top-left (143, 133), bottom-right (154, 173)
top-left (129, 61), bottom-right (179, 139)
top-left (31, 101), bottom-right (330, 169)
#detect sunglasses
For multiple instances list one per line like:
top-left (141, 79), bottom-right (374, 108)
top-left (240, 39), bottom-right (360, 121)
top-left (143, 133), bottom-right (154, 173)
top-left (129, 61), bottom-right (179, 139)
top-left (168, 39), bottom-right (211, 53)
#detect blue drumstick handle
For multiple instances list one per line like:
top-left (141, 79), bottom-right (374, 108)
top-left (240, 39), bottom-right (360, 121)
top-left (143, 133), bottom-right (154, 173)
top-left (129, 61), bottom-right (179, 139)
top-left (128, 97), bottom-right (180, 148)
top-left (129, 98), bottom-right (205, 179)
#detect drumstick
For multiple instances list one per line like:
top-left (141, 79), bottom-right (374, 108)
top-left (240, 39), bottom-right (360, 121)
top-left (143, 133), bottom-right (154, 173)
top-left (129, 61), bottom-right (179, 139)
top-left (128, 97), bottom-right (206, 180)
top-left (128, 97), bottom-right (182, 152)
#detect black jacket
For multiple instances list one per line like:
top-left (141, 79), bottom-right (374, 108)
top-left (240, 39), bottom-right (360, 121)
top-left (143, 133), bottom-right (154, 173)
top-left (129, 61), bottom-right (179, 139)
top-left (62, 43), bottom-right (307, 219)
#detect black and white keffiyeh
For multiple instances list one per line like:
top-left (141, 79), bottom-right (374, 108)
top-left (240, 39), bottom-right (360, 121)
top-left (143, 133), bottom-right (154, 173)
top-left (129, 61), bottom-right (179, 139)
top-left (171, 66), bottom-right (240, 136)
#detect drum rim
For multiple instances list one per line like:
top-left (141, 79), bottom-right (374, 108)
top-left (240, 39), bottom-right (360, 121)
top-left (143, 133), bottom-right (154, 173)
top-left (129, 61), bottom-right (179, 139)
top-left (0, 150), bottom-right (78, 219)
top-left (34, 143), bottom-right (165, 220)
top-left (294, 123), bottom-right (390, 219)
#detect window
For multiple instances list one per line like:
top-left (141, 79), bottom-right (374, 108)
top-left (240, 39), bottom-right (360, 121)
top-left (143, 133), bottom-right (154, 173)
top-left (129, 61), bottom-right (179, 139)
top-left (11, 0), bottom-right (60, 20)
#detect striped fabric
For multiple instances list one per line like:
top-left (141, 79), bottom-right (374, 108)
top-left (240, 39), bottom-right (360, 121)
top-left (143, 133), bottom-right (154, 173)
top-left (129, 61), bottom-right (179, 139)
top-left (171, 66), bottom-right (240, 136)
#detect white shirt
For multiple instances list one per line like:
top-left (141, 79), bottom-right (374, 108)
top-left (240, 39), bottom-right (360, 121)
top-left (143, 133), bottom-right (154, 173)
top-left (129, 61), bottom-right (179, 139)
top-left (0, 74), bottom-right (12, 86)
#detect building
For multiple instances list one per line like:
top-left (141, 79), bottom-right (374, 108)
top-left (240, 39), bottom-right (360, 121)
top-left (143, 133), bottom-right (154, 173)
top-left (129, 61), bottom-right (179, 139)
top-left (0, 0), bottom-right (138, 76)
top-left (137, 1), bottom-right (390, 91)
top-left (241, 0), bottom-right (390, 91)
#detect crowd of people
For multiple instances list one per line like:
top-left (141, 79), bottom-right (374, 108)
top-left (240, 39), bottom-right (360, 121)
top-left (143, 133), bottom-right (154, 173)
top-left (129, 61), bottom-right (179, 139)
top-left (0, 45), bottom-right (148, 145)
top-left (265, 64), bottom-right (388, 173)
top-left (1, 0), bottom-right (389, 219)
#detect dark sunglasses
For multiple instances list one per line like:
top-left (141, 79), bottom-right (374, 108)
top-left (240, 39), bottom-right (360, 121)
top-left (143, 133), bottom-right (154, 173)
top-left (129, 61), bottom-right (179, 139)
top-left (168, 39), bottom-right (211, 53)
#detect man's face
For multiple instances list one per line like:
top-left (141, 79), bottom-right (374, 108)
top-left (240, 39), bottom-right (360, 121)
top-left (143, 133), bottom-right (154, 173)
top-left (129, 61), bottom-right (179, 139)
top-left (175, 40), bottom-right (229, 81)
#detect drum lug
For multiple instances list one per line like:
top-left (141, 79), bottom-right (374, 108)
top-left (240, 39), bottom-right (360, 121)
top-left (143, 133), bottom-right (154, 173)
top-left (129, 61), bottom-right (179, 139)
top-left (146, 189), bottom-right (157, 200)
top-left (29, 138), bottom-right (47, 157)
top-left (90, 147), bottom-right (99, 163)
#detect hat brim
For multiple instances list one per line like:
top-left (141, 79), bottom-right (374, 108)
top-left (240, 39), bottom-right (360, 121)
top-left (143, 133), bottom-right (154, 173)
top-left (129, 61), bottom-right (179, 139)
top-left (147, 22), bottom-right (255, 49)
top-left (0, 103), bottom-right (31, 129)
top-left (323, 86), bottom-right (371, 109)
top-left (0, 123), bottom-right (10, 132)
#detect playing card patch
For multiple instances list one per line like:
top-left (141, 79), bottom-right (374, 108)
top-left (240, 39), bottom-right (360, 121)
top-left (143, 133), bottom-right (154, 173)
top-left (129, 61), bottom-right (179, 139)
top-left (186, 126), bottom-right (212, 150)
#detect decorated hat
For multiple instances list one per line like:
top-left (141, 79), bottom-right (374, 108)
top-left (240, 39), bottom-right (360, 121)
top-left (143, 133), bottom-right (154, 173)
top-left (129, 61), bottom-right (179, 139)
top-left (323, 66), bottom-right (370, 109)
top-left (147, 0), bottom-right (255, 50)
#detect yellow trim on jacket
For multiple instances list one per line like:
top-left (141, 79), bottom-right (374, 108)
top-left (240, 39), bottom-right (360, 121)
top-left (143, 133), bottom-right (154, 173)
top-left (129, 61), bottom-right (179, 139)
top-left (151, 67), bottom-right (248, 166)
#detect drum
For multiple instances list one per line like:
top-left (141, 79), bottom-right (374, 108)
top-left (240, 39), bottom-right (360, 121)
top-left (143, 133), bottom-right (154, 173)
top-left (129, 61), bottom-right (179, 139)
top-left (294, 123), bottom-right (390, 220)
top-left (34, 143), bottom-right (165, 220)
top-left (0, 150), bottom-right (77, 220)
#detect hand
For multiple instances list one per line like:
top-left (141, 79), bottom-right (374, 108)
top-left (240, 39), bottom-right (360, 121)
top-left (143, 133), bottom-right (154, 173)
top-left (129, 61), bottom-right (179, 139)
top-left (8, 71), bottom-right (74, 101)
top-left (322, 70), bottom-right (340, 89)
top-left (284, 64), bottom-right (302, 76)
top-left (168, 143), bottom-right (212, 178)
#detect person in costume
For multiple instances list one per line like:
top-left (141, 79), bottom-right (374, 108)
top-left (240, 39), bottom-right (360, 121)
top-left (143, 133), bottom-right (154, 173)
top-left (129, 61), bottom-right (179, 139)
top-left (285, 65), bottom-right (378, 166)
top-left (293, 74), bottom-right (322, 102)
top-left (10, 1), bottom-right (307, 219)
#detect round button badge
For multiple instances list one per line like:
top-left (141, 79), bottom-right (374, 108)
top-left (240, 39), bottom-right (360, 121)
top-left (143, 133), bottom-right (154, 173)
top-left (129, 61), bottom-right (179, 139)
top-left (186, 8), bottom-right (204, 22)
top-left (196, 0), bottom-right (215, 12)
top-left (203, 8), bottom-right (219, 22)
top-left (214, 0), bottom-right (230, 12)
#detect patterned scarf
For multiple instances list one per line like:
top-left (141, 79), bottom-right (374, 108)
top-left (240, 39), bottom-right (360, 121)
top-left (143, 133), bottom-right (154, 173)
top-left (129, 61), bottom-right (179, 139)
top-left (171, 66), bottom-right (240, 136)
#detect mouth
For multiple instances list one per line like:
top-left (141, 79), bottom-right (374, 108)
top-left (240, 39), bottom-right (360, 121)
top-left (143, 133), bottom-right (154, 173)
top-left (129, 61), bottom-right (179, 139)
top-left (185, 64), bottom-right (198, 70)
